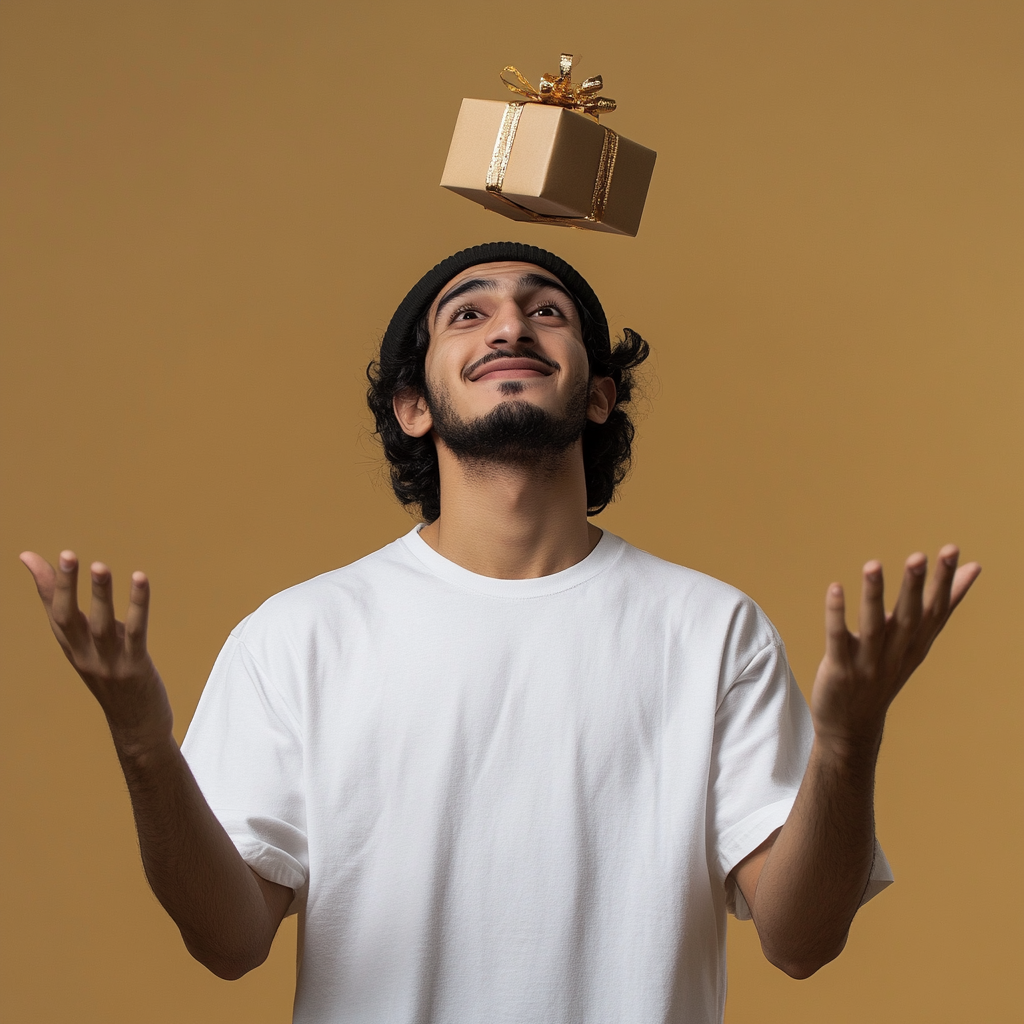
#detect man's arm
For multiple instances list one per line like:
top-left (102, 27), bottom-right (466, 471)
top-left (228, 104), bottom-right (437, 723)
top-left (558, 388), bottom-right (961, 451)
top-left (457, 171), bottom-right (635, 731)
top-left (730, 544), bottom-right (981, 979)
top-left (20, 550), bottom-right (293, 979)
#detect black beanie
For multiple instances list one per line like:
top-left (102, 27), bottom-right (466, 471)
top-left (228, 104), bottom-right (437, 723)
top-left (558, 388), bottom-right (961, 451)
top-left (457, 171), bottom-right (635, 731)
top-left (379, 242), bottom-right (611, 367)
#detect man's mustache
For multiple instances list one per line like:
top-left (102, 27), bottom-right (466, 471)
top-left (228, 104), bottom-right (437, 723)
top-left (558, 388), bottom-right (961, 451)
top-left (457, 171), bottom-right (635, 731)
top-left (463, 349), bottom-right (560, 380)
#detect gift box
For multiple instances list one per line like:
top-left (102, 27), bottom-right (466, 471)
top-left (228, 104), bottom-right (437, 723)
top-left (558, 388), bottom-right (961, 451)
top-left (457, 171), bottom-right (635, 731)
top-left (440, 55), bottom-right (657, 237)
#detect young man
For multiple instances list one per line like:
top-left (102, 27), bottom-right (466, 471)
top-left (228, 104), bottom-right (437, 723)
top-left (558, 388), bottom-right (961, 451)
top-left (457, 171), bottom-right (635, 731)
top-left (22, 242), bottom-right (980, 1024)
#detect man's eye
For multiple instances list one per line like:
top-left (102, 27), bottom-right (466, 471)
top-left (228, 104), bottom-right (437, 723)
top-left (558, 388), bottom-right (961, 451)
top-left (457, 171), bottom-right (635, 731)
top-left (450, 307), bottom-right (483, 322)
top-left (532, 304), bottom-right (562, 317)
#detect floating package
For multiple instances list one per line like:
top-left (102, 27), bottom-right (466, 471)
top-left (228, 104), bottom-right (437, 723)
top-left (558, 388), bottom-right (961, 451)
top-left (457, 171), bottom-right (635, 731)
top-left (440, 54), bottom-right (657, 237)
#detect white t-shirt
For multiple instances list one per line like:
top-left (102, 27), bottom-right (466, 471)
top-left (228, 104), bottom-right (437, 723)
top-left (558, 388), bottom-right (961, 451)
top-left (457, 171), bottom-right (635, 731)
top-left (182, 528), bottom-right (891, 1024)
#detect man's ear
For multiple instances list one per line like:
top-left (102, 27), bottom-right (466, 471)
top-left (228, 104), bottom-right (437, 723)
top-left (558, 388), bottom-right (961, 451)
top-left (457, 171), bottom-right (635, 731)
top-left (586, 376), bottom-right (617, 425)
top-left (393, 388), bottom-right (433, 438)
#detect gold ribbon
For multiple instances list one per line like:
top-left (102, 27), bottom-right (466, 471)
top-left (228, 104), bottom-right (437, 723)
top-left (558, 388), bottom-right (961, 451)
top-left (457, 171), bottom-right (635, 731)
top-left (486, 55), bottom-right (619, 228)
top-left (499, 53), bottom-right (616, 120)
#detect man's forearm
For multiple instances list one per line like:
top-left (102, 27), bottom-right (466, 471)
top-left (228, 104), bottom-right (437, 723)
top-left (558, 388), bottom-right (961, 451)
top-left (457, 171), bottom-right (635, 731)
top-left (748, 735), bottom-right (880, 979)
top-left (113, 734), bottom-right (289, 979)
top-left (744, 547), bottom-right (980, 978)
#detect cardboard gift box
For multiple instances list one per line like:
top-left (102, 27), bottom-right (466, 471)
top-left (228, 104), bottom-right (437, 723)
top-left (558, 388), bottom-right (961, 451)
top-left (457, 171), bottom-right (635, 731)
top-left (439, 57), bottom-right (657, 237)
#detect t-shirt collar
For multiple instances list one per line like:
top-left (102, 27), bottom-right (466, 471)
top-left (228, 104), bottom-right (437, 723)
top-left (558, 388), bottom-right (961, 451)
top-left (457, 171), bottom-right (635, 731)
top-left (401, 524), bottom-right (625, 598)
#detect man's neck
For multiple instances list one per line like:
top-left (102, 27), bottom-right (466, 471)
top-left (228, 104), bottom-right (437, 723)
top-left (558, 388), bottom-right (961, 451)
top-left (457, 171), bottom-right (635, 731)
top-left (417, 444), bottom-right (601, 579)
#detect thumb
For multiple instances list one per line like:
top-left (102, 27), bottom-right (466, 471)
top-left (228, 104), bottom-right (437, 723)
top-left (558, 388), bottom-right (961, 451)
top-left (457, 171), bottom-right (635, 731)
top-left (20, 551), bottom-right (57, 604)
top-left (824, 583), bottom-right (851, 666)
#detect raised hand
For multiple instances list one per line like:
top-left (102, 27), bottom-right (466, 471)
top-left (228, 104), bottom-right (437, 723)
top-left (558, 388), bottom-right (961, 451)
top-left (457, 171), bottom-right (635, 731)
top-left (20, 550), bottom-right (292, 974)
top-left (810, 544), bottom-right (982, 756)
top-left (20, 550), bottom-right (173, 753)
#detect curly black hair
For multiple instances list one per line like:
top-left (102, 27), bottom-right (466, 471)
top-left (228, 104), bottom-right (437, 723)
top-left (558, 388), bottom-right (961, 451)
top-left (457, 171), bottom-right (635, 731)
top-left (366, 310), bottom-right (649, 523)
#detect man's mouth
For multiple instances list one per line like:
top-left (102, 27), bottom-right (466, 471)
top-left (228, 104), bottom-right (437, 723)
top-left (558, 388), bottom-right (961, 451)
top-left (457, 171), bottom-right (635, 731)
top-left (466, 354), bottom-right (557, 382)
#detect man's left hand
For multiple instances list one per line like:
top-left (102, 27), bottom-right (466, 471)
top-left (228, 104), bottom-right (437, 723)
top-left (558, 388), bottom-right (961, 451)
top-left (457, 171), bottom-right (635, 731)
top-left (811, 544), bottom-right (982, 757)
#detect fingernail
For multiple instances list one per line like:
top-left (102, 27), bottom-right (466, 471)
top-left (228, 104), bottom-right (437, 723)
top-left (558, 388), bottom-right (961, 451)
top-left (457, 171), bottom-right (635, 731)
top-left (59, 556), bottom-right (74, 571)
top-left (943, 555), bottom-right (958, 567)
top-left (912, 562), bottom-right (927, 575)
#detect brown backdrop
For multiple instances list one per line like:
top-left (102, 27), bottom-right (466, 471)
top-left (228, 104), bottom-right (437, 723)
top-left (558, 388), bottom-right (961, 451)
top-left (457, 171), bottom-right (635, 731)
top-left (2, 2), bottom-right (1021, 1021)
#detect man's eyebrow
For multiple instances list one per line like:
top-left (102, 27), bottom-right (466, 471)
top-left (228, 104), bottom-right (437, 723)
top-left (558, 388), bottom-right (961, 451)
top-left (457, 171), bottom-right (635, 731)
top-left (433, 273), bottom-right (577, 326)
top-left (516, 273), bottom-right (575, 308)
top-left (433, 278), bottom-right (499, 326)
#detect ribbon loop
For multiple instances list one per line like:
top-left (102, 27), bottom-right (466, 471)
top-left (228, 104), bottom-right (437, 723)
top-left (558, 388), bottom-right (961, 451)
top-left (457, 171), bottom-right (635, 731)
top-left (499, 52), bottom-right (616, 119)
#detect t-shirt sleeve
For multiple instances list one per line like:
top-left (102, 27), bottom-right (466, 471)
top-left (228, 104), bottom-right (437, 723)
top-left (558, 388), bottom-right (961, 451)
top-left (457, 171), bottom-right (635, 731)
top-left (180, 623), bottom-right (308, 908)
top-left (709, 631), bottom-right (894, 919)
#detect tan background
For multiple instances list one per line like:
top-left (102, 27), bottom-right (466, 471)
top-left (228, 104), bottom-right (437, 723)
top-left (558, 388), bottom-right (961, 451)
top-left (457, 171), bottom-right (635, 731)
top-left (2, 2), bottom-right (1021, 1021)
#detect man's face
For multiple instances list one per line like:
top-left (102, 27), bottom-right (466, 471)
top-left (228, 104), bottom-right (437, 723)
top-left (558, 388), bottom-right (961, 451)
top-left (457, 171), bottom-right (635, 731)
top-left (413, 262), bottom-right (608, 463)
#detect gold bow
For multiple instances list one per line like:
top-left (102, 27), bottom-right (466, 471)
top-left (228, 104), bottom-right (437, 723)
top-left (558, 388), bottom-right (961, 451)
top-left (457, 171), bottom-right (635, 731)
top-left (500, 53), bottom-right (616, 120)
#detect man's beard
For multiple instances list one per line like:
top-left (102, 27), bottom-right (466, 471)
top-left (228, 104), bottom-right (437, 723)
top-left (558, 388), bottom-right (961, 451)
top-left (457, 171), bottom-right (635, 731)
top-left (425, 376), bottom-right (590, 468)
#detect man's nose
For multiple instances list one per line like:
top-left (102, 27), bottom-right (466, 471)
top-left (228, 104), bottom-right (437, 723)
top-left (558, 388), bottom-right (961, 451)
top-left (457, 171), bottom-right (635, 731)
top-left (485, 298), bottom-right (535, 348)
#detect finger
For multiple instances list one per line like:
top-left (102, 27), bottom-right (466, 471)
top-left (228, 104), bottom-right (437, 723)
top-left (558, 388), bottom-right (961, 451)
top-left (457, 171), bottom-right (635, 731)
top-left (948, 562), bottom-right (982, 614)
top-left (19, 551), bottom-right (58, 606)
top-left (824, 583), bottom-right (851, 664)
top-left (923, 544), bottom-right (958, 624)
top-left (890, 552), bottom-right (927, 646)
top-left (88, 562), bottom-right (117, 642)
top-left (895, 559), bottom-right (981, 682)
top-left (51, 551), bottom-right (86, 639)
top-left (857, 560), bottom-right (885, 663)
top-left (124, 571), bottom-right (150, 659)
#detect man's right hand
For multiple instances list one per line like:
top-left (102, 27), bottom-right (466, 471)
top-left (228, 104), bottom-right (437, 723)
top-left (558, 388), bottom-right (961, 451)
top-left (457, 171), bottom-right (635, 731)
top-left (20, 550), bottom-right (173, 755)
top-left (19, 549), bottom-right (292, 978)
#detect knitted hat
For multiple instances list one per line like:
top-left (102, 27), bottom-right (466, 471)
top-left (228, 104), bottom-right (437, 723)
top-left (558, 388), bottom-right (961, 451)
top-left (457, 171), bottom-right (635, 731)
top-left (379, 242), bottom-right (611, 367)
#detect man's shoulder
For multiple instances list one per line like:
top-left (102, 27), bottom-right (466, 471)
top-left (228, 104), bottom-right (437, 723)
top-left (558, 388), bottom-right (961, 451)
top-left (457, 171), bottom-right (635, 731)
top-left (229, 532), bottom-right (419, 640)
top-left (614, 537), bottom-right (757, 605)
top-left (612, 537), bottom-right (780, 649)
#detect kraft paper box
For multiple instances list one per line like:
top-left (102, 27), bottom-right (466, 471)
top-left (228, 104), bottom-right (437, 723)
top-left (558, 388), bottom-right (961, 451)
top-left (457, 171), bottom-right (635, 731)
top-left (440, 98), bottom-right (657, 237)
